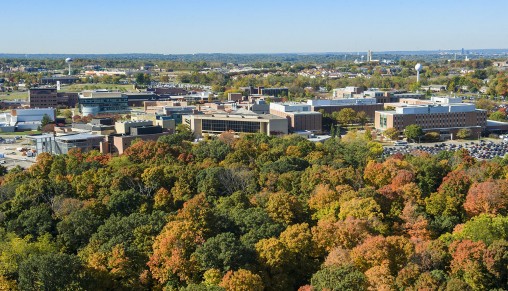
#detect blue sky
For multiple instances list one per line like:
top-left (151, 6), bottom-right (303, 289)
top-left (1, 0), bottom-right (507, 54)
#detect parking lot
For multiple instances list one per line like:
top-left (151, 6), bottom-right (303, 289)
top-left (384, 139), bottom-right (508, 160)
top-left (0, 136), bottom-right (37, 170)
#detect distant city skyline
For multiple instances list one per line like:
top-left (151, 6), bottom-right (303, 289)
top-left (1, 0), bottom-right (507, 54)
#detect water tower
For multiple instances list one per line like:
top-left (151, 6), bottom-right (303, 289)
top-left (65, 58), bottom-right (73, 76)
top-left (415, 63), bottom-right (422, 83)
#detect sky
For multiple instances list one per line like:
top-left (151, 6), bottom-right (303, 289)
top-left (1, 0), bottom-right (507, 54)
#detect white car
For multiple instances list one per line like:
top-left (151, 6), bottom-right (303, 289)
top-left (394, 140), bottom-right (408, 146)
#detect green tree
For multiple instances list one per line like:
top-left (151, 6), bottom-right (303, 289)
top-left (404, 124), bottom-right (423, 142)
top-left (311, 265), bottom-right (367, 291)
top-left (383, 128), bottom-right (400, 140)
top-left (192, 140), bottom-right (232, 162)
top-left (194, 232), bottom-right (253, 272)
top-left (18, 253), bottom-right (83, 290)
top-left (456, 128), bottom-right (472, 140)
top-left (356, 111), bottom-right (368, 125)
top-left (334, 108), bottom-right (357, 125)
top-left (453, 214), bottom-right (508, 245)
top-left (135, 73), bottom-right (151, 85)
top-left (7, 204), bottom-right (54, 239)
top-left (489, 110), bottom-right (507, 121)
top-left (57, 208), bottom-right (104, 253)
top-left (41, 114), bottom-right (52, 127)
top-left (61, 109), bottom-right (73, 119)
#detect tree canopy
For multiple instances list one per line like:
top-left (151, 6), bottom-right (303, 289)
top-left (0, 132), bottom-right (505, 290)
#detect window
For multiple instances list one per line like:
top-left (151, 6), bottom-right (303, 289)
top-left (379, 114), bottom-right (388, 128)
top-left (202, 119), bottom-right (261, 133)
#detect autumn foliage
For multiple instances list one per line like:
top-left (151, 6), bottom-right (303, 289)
top-left (0, 133), bottom-right (506, 290)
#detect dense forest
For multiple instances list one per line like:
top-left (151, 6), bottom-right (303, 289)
top-left (0, 129), bottom-right (507, 290)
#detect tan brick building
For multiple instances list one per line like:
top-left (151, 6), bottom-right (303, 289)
top-left (270, 102), bottom-right (322, 132)
top-left (375, 97), bottom-right (487, 136)
top-left (184, 113), bottom-right (288, 138)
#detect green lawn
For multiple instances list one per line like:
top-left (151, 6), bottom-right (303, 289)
top-left (0, 91), bottom-right (28, 101)
top-left (0, 131), bottom-right (41, 136)
top-left (62, 83), bottom-right (135, 92)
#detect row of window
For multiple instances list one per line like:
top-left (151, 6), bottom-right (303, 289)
top-left (202, 119), bottom-right (261, 133)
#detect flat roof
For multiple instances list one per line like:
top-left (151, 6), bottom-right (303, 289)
top-left (487, 120), bottom-right (508, 126)
top-left (273, 102), bottom-right (308, 106)
top-left (190, 113), bottom-right (286, 120)
top-left (287, 111), bottom-right (322, 115)
top-left (55, 133), bottom-right (104, 141)
top-left (27, 134), bottom-right (54, 140)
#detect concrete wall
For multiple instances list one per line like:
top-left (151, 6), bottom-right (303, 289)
top-left (12, 108), bottom-right (56, 122)
top-left (155, 119), bottom-right (176, 132)
top-left (115, 120), bottom-right (153, 134)
top-left (267, 118), bottom-right (289, 135)
top-left (291, 113), bottom-right (322, 132)
top-left (270, 108), bottom-right (322, 132)
top-left (228, 93), bottom-right (243, 102)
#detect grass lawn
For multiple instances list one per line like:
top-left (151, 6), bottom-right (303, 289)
top-left (62, 83), bottom-right (134, 92)
top-left (0, 131), bottom-right (41, 136)
top-left (0, 91), bottom-right (28, 101)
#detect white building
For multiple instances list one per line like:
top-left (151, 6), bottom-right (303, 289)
top-left (270, 102), bottom-right (312, 113)
top-left (307, 98), bottom-right (377, 106)
top-left (0, 108), bottom-right (56, 131)
top-left (332, 86), bottom-right (363, 98)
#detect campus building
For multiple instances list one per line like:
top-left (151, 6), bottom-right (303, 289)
top-left (29, 88), bottom-right (58, 108)
top-left (108, 125), bottom-right (171, 155)
top-left (57, 92), bottom-right (80, 108)
top-left (29, 88), bottom-right (79, 108)
top-left (375, 97), bottom-right (487, 136)
top-left (363, 90), bottom-right (426, 103)
top-left (269, 102), bottom-right (322, 132)
top-left (78, 91), bottom-right (129, 115)
top-left (0, 108), bottom-right (56, 131)
top-left (124, 92), bottom-right (159, 107)
top-left (29, 133), bottom-right (104, 155)
top-left (332, 86), bottom-right (364, 98)
top-left (241, 86), bottom-right (289, 97)
top-left (307, 98), bottom-right (384, 120)
top-left (115, 120), bottom-right (153, 135)
top-left (184, 113), bottom-right (288, 138)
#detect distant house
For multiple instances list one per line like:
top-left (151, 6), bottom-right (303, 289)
top-left (493, 61), bottom-right (508, 68)
top-left (40, 76), bottom-right (79, 85)
top-left (421, 85), bottom-right (447, 92)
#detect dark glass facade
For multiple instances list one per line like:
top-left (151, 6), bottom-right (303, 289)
top-left (79, 97), bottom-right (129, 112)
top-left (202, 119), bottom-right (261, 133)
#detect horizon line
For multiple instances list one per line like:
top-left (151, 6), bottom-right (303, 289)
top-left (1, 48), bottom-right (508, 56)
